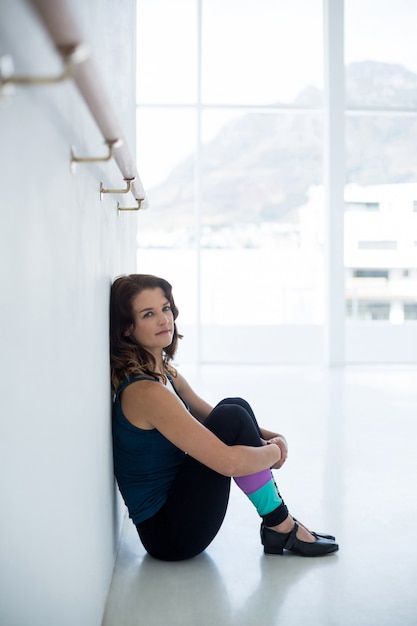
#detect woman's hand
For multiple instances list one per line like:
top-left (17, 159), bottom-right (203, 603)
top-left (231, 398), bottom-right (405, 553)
top-left (263, 435), bottom-right (288, 469)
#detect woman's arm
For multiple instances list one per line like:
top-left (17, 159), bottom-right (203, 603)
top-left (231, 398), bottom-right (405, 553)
top-left (172, 372), bottom-right (213, 422)
top-left (173, 373), bottom-right (287, 448)
top-left (173, 373), bottom-right (288, 470)
top-left (121, 380), bottom-right (281, 477)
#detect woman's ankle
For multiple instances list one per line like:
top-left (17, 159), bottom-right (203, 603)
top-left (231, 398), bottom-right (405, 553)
top-left (266, 515), bottom-right (317, 543)
top-left (267, 514), bottom-right (294, 534)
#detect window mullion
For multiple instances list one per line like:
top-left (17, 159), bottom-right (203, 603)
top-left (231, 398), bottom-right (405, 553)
top-left (195, 0), bottom-right (203, 364)
top-left (324, 0), bottom-right (345, 365)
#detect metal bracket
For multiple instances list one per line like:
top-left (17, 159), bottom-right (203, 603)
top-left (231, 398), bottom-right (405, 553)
top-left (100, 177), bottom-right (135, 201)
top-left (117, 198), bottom-right (145, 212)
top-left (0, 44), bottom-right (88, 95)
top-left (70, 138), bottom-right (122, 172)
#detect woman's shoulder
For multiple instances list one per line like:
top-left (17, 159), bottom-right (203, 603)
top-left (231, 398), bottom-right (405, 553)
top-left (118, 377), bottom-right (168, 429)
top-left (117, 374), bottom-right (159, 398)
top-left (122, 375), bottom-right (159, 391)
top-left (121, 372), bottom-right (158, 386)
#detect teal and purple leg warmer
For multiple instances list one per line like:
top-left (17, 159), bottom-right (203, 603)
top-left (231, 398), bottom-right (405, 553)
top-left (234, 468), bottom-right (288, 526)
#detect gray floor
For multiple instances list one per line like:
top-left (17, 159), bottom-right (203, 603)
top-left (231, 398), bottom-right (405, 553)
top-left (102, 364), bottom-right (417, 626)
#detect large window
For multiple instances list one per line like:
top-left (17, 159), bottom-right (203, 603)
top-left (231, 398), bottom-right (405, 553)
top-left (344, 1), bottom-right (417, 328)
top-left (136, 0), bottom-right (417, 364)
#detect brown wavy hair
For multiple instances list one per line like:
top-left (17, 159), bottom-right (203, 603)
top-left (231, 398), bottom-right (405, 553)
top-left (110, 274), bottom-right (182, 393)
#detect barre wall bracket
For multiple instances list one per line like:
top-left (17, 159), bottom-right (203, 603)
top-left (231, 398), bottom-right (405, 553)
top-left (117, 198), bottom-right (145, 212)
top-left (0, 44), bottom-right (89, 95)
top-left (70, 139), bottom-right (122, 173)
top-left (100, 177), bottom-right (135, 201)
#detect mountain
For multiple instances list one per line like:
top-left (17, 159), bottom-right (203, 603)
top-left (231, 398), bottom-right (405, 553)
top-left (143, 61), bottom-right (417, 234)
top-left (346, 61), bottom-right (417, 109)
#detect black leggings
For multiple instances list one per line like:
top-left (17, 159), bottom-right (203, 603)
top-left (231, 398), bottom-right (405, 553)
top-left (136, 398), bottom-right (288, 561)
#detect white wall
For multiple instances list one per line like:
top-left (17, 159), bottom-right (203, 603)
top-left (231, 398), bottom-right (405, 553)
top-left (0, 1), bottom-right (136, 624)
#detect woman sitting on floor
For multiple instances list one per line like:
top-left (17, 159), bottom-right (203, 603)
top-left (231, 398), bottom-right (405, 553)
top-left (110, 273), bottom-right (338, 561)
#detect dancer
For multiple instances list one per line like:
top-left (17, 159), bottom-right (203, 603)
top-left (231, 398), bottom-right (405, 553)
top-left (110, 274), bottom-right (338, 561)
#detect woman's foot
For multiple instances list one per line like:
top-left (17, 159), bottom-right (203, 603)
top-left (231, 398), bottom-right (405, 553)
top-left (267, 514), bottom-right (316, 543)
top-left (261, 516), bottom-right (339, 556)
top-left (293, 517), bottom-right (336, 541)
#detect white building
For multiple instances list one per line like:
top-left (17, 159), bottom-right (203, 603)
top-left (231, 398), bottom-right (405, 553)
top-left (344, 182), bottom-right (417, 322)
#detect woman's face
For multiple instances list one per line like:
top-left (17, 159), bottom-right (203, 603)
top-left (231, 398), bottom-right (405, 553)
top-left (125, 287), bottom-right (174, 356)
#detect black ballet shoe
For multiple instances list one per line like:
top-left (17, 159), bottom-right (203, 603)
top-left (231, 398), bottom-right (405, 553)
top-left (293, 518), bottom-right (336, 541)
top-left (261, 522), bottom-right (339, 557)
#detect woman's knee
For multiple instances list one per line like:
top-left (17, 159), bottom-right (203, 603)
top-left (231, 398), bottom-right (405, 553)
top-left (216, 397), bottom-right (251, 412)
top-left (213, 398), bottom-right (261, 436)
top-left (204, 402), bottom-right (261, 446)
